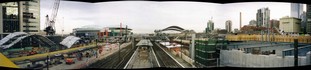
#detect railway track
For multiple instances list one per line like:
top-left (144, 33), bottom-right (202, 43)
top-left (123, 39), bottom-right (160, 69)
top-left (87, 42), bottom-right (137, 69)
top-left (151, 42), bottom-right (183, 68)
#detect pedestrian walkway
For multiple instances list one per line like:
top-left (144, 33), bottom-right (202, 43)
top-left (47, 42), bottom-right (132, 70)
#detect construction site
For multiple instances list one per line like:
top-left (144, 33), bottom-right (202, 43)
top-left (1, 0), bottom-right (311, 69)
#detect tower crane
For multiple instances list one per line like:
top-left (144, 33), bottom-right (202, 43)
top-left (44, 0), bottom-right (61, 35)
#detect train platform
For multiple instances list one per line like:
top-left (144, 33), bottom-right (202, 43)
top-left (46, 42), bottom-right (132, 70)
top-left (125, 47), bottom-right (159, 69)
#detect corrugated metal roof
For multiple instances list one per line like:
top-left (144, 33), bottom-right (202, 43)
top-left (60, 36), bottom-right (81, 48)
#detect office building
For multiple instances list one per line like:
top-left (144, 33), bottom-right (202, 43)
top-left (225, 20), bottom-right (232, 33)
top-left (307, 4), bottom-right (311, 34)
top-left (279, 16), bottom-right (301, 33)
top-left (0, 0), bottom-right (40, 39)
top-left (290, 3), bottom-right (303, 18)
top-left (300, 12), bottom-right (307, 33)
top-left (205, 20), bottom-right (214, 33)
top-left (256, 7), bottom-right (270, 28)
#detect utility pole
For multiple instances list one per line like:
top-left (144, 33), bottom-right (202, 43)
top-left (132, 36), bottom-right (134, 49)
top-left (261, 30), bottom-right (263, 43)
top-left (96, 39), bottom-right (98, 58)
top-left (180, 36), bottom-right (183, 58)
top-left (294, 39), bottom-right (298, 67)
top-left (125, 25), bottom-right (128, 42)
top-left (62, 17), bottom-right (64, 37)
top-left (119, 23), bottom-right (122, 62)
top-left (119, 41), bottom-right (121, 62)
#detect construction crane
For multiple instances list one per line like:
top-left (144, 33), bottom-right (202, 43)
top-left (44, 0), bottom-right (61, 35)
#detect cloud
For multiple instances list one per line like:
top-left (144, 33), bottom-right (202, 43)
top-left (40, 1), bottom-right (293, 34)
top-left (93, 1), bottom-right (220, 33)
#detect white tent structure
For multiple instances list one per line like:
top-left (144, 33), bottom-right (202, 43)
top-left (60, 36), bottom-right (81, 48)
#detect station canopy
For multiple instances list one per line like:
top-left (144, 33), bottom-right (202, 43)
top-left (159, 42), bottom-right (182, 48)
top-left (136, 39), bottom-right (153, 47)
top-left (160, 42), bottom-right (170, 46)
top-left (0, 32), bottom-right (28, 49)
top-left (60, 36), bottom-right (81, 48)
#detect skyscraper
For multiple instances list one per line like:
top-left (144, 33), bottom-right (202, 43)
top-left (290, 3), bottom-right (303, 19)
top-left (256, 7), bottom-right (270, 28)
top-left (205, 20), bottom-right (214, 33)
top-left (225, 20), bottom-right (232, 33)
top-left (0, 0), bottom-right (40, 39)
top-left (307, 4), bottom-right (311, 34)
top-left (301, 12), bottom-right (307, 33)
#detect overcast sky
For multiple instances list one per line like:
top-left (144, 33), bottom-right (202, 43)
top-left (40, 0), bottom-right (306, 34)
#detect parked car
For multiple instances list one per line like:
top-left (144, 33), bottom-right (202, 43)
top-left (65, 55), bottom-right (75, 64)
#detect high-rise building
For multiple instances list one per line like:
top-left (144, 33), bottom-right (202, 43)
top-left (225, 20), bottom-right (232, 33)
top-left (307, 4), bottom-right (311, 34)
top-left (249, 20), bottom-right (257, 26)
top-left (205, 20), bottom-right (214, 33)
top-left (256, 7), bottom-right (270, 28)
top-left (269, 19), bottom-right (280, 29)
top-left (20, 0), bottom-right (40, 34)
top-left (300, 11), bottom-right (307, 33)
top-left (279, 16), bottom-right (301, 33)
top-left (0, 0), bottom-right (40, 39)
top-left (290, 3), bottom-right (303, 18)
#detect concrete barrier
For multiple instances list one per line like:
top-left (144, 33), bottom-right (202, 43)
top-left (220, 50), bottom-right (309, 67)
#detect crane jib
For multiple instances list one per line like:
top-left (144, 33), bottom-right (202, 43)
top-left (44, 0), bottom-right (61, 35)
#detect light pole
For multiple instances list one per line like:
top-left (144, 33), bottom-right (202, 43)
top-left (132, 36), bottom-right (134, 49)
top-left (118, 40), bottom-right (121, 62)
top-left (96, 39), bottom-right (98, 58)
top-left (181, 37), bottom-right (183, 58)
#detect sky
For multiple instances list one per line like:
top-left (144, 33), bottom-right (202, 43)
top-left (40, 0), bottom-right (306, 34)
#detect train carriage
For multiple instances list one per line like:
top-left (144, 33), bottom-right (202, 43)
top-left (136, 39), bottom-right (153, 59)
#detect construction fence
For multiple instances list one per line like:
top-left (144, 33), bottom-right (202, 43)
top-left (220, 50), bottom-right (311, 67)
